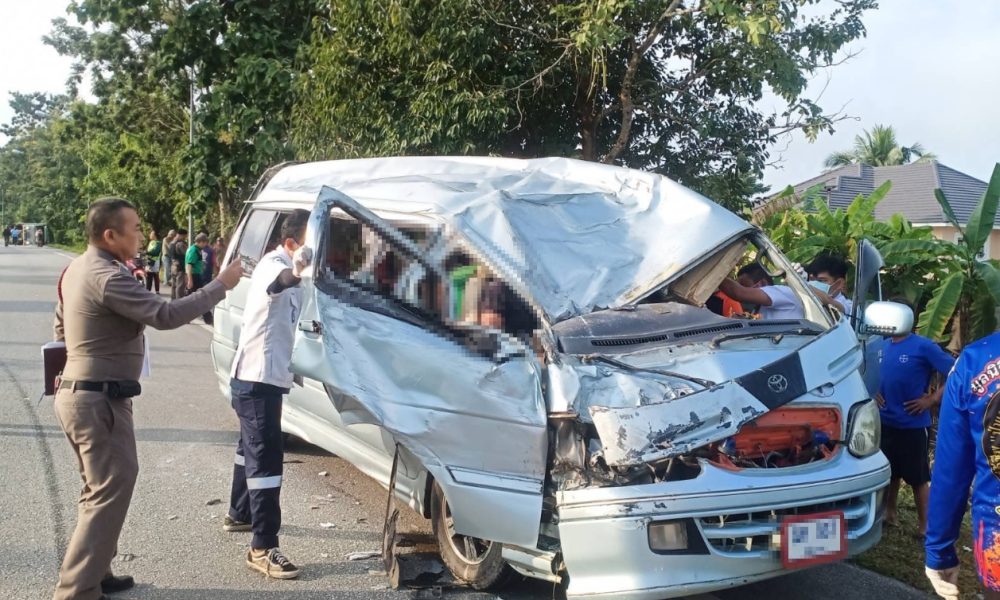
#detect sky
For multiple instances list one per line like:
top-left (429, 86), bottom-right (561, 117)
top-left (1, 0), bottom-right (999, 191)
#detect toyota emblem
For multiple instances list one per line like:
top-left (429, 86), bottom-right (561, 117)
top-left (767, 374), bottom-right (789, 394)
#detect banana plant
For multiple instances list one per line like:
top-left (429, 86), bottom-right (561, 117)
top-left (880, 163), bottom-right (1000, 347)
top-left (759, 180), bottom-right (941, 306)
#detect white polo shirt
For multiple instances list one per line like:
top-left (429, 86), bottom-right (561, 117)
top-left (834, 292), bottom-right (854, 317)
top-left (759, 285), bottom-right (804, 320)
top-left (231, 248), bottom-right (302, 389)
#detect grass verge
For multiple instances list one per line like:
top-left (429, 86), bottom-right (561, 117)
top-left (49, 242), bottom-right (85, 254)
top-left (852, 483), bottom-right (981, 598)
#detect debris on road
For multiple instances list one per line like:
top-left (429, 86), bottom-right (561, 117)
top-left (167, 515), bottom-right (178, 521)
top-left (320, 522), bottom-right (337, 529)
top-left (205, 498), bottom-right (222, 506)
top-left (309, 505), bottom-right (320, 510)
top-left (318, 470), bottom-right (329, 477)
top-left (347, 550), bottom-right (381, 561)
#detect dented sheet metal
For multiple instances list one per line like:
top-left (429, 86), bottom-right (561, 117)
top-left (590, 382), bottom-right (767, 467)
top-left (295, 288), bottom-right (548, 546)
top-left (586, 336), bottom-right (840, 467)
top-left (260, 156), bottom-right (753, 323)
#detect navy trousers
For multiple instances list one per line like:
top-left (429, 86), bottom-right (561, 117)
top-left (228, 378), bottom-right (286, 549)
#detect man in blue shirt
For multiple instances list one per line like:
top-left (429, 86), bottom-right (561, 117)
top-left (877, 310), bottom-right (954, 536)
top-left (925, 333), bottom-right (1000, 599)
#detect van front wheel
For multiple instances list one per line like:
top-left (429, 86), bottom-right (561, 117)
top-left (430, 483), bottom-right (513, 589)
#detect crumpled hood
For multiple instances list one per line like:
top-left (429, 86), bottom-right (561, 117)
top-left (549, 323), bottom-right (864, 467)
top-left (259, 156), bottom-right (752, 322)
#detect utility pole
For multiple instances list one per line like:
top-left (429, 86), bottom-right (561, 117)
top-left (188, 69), bottom-right (195, 236)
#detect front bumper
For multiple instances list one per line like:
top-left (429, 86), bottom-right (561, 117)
top-left (555, 452), bottom-right (889, 599)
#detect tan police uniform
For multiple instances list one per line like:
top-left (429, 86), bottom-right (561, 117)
top-left (52, 246), bottom-right (228, 600)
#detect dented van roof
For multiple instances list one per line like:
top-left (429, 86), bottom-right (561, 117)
top-left (256, 156), bottom-right (754, 322)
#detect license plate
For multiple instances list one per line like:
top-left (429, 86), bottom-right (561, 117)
top-left (780, 510), bottom-right (847, 568)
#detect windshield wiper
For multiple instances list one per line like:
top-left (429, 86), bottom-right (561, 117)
top-left (710, 327), bottom-right (820, 349)
top-left (581, 354), bottom-right (716, 389)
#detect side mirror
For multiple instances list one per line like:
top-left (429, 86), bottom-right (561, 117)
top-left (863, 301), bottom-right (913, 336)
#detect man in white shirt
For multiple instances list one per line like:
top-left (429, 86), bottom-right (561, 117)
top-left (806, 253), bottom-right (854, 317)
top-left (224, 209), bottom-right (312, 579)
top-left (719, 263), bottom-right (805, 320)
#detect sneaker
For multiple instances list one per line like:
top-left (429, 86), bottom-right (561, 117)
top-left (246, 547), bottom-right (300, 579)
top-left (223, 515), bottom-right (252, 532)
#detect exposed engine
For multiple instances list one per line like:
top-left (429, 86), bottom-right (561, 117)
top-left (548, 406), bottom-right (842, 493)
top-left (704, 406), bottom-right (841, 469)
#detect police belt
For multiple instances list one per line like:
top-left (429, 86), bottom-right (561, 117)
top-left (58, 379), bottom-right (142, 399)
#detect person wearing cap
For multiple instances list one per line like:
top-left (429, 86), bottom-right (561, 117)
top-left (52, 198), bottom-right (242, 600)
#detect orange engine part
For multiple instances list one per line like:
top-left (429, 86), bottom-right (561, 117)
top-left (728, 406), bottom-right (841, 456)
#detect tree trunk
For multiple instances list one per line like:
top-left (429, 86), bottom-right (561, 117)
top-left (575, 66), bottom-right (599, 162)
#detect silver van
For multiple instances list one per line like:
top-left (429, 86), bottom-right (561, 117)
top-left (212, 156), bottom-right (894, 599)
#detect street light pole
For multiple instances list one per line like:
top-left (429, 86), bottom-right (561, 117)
top-left (188, 69), bottom-right (195, 236)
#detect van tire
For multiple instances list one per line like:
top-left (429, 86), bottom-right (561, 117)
top-left (430, 483), bottom-right (514, 590)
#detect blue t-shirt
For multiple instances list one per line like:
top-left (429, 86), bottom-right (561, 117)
top-left (878, 334), bottom-right (954, 429)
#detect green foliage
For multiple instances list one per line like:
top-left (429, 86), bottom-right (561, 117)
top-left (910, 164), bottom-right (1000, 347)
top-left (917, 272), bottom-right (964, 342)
top-left (39, 0), bottom-right (323, 235)
top-left (293, 0), bottom-right (876, 209)
top-left (1, 0), bottom-right (876, 237)
top-left (762, 163), bottom-right (1000, 348)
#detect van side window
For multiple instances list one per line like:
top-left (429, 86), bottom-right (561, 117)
top-left (264, 212), bottom-right (291, 255)
top-left (233, 209), bottom-right (277, 274)
top-left (323, 214), bottom-right (441, 317)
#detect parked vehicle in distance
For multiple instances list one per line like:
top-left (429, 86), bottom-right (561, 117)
top-left (211, 157), bottom-right (895, 599)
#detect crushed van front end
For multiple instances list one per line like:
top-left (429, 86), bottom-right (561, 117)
top-left (542, 314), bottom-right (891, 598)
top-left (555, 452), bottom-right (888, 599)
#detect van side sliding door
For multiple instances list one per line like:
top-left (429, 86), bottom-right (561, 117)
top-left (290, 186), bottom-right (547, 547)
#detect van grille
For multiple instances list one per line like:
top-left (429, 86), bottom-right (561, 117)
top-left (697, 492), bottom-right (877, 558)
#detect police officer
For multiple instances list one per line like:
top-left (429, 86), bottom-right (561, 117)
top-left (53, 198), bottom-right (242, 600)
top-left (223, 209), bottom-right (311, 579)
top-left (925, 332), bottom-right (1000, 599)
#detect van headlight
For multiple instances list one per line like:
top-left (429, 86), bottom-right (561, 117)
top-left (847, 400), bottom-right (881, 458)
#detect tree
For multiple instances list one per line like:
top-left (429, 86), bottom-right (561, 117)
top-left (759, 181), bottom-right (946, 311)
top-left (45, 0), bottom-right (324, 233)
top-left (880, 163), bottom-right (1000, 348)
top-left (293, 0), bottom-right (876, 209)
top-left (823, 124), bottom-right (935, 169)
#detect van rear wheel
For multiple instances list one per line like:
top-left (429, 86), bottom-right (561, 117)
top-left (430, 483), bottom-right (513, 590)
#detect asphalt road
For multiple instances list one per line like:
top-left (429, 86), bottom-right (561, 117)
top-left (0, 244), bottom-right (927, 600)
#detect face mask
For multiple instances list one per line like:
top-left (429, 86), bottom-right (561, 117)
top-left (808, 280), bottom-right (831, 294)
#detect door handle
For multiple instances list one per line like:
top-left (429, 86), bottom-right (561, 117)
top-left (298, 320), bottom-right (323, 335)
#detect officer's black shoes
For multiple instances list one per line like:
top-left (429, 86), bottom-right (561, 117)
top-left (223, 515), bottom-right (252, 532)
top-left (100, 574), bottom-right (135, 594)
top-left (246, 547), bottom-right (300, 580)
